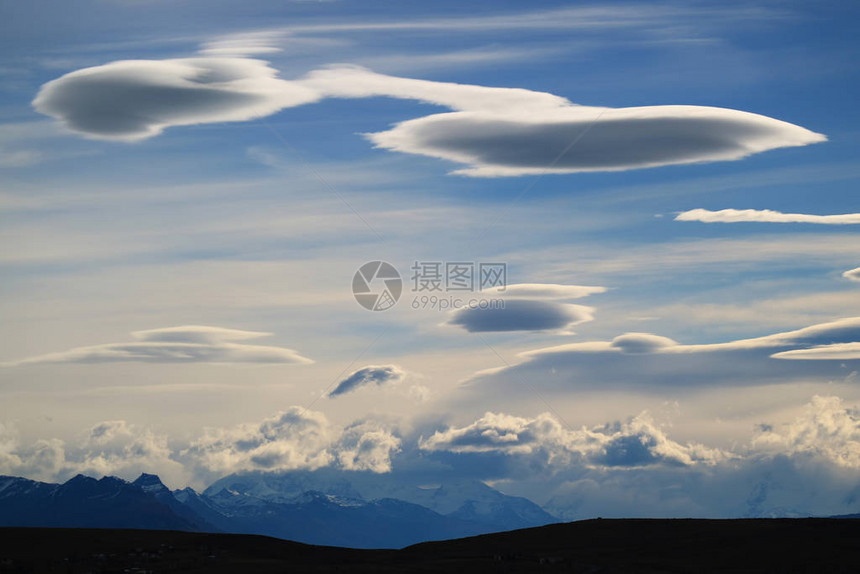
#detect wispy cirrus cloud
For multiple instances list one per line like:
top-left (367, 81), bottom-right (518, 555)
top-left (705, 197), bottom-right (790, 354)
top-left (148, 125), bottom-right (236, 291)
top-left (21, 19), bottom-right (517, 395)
top-left (4, 325), bottom-right (313, 366)
top-left (676, 208), bottom-right (860, 225)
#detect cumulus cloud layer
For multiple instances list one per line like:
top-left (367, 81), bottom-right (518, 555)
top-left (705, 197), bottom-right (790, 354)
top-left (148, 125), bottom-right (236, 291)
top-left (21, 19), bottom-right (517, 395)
top-left (420, 410), bottom-right (724, 468)
top-left (34, 52), bottom-right (825, 174)
top-left (752, 396), bottom-right (860, 467)
top-left (676, 208), bottom-right (860, 225)
top-left (0, 419), bottom-right (184, 485)
top-left (463, 317), bottom-right (860, 392)
top-left (5, 325), bottom-right (313, 366)
top-left (6, 396), bottom-right (860, 518)
top-left (418, 396), bottom-right (860, 519)
top-left (449, 300), bottom-right (594, 333)
top-left (0, 408), bottom-right (401, 484)
top-left (328, 365), bottom-right (406, 398)
top-left (184, 408), bottom-right (337, 474)
top-left (182, 408), bottom-right (400, 476)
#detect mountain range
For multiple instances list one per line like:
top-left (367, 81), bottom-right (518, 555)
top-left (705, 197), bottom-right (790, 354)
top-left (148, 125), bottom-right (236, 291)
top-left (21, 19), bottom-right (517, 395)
top-left (0, 470), bottom-right (557, 548)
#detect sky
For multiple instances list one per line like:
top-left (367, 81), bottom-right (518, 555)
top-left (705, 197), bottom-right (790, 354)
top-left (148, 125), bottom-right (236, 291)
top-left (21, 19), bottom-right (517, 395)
top-left (1, 0), bottom-right (859, 519)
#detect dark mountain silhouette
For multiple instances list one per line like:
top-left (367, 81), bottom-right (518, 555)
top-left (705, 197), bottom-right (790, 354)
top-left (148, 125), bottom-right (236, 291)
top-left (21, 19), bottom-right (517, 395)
top-left (206, 469), bottom-right (557, 534)
top-left (2, 518), bottom-right (860, 573)
top-left (0, 471), bottom-right (558, 548)
top-left (0, 474), bottom-right (200, 531)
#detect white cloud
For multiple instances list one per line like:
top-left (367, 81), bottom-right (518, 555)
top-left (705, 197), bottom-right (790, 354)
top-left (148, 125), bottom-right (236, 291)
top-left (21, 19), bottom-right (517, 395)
top-left (486, 283), bottom-right (607, 299)
top-left (676, 208), bottom-right (860, 225)
top-left (1, 409), bottom-right (402, 485)
top-left (72, 420), bottom-right (185, 483)
top-left (843, 267), bottom-right (860, 283)
top-left (299, 65), bottom-right (571, 113)
top-left (34, 52), bottom-right (825, 174)
top-left (751, 396), bottom-right (860, 467)
top-left (335, 421), bottom-right (401, 473)
top-left (0, 419), bottom-right (185, 485)
top-left (328, 364), bottom-right (406, 398)
top-left (4, 325), bottom-right (313, 366)
top-left (420, 410), bottom-right (725, 468)
top-left (184, 408), bottom-right (335, 474)
top-left (610, 332), bottom-right (678, 354)
top-left (183, 408), bottom-right (401, 477)
top-left (198, 31), bottom-right (288, 57)
top-left (0, 423), bottom-right (64, 482)
top-left (771, 343), bottom-right (860, 361)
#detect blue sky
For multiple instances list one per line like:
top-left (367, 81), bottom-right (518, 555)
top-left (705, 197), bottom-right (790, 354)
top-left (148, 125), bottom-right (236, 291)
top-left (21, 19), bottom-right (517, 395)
top-left (1, 1), bottom-right (859, 518)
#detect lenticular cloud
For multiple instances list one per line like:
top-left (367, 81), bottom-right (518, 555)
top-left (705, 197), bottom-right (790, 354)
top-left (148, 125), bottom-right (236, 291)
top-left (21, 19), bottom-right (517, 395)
top-left (33, 58), bottom-right (320, 141)
top-left (33, 53), bottom-right (826, 173)
top-left (4, 325), bottom-right (313, 366)
top-left (366, 104), bottom-right (825, 176)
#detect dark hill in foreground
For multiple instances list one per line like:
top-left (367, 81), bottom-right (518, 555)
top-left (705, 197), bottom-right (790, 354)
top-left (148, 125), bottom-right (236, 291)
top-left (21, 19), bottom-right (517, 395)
top-left (2, 518), bottom-right (860, 573)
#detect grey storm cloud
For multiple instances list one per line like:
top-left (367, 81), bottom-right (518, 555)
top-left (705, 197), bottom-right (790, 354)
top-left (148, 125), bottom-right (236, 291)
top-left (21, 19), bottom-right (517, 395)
top-left (448, 300), bottom-right (594, 333)
top-left (33, 52), bottom-right (825, 174)
top-left (328, 365), bottom-right (406, 398)
top-left (3, 325), bottom-right (313, 366)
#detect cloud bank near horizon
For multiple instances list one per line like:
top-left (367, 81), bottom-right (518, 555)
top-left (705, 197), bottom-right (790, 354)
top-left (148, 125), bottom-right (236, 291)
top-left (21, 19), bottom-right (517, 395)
top-left (4, 395), bottom-right (860, 518)
top-left (33, 51), bottom-right (825, 176)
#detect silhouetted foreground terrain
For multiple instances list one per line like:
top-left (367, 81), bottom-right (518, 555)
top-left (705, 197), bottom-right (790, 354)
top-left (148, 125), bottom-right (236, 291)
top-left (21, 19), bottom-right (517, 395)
top-left (2, 519), bottom-right (859, 573)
